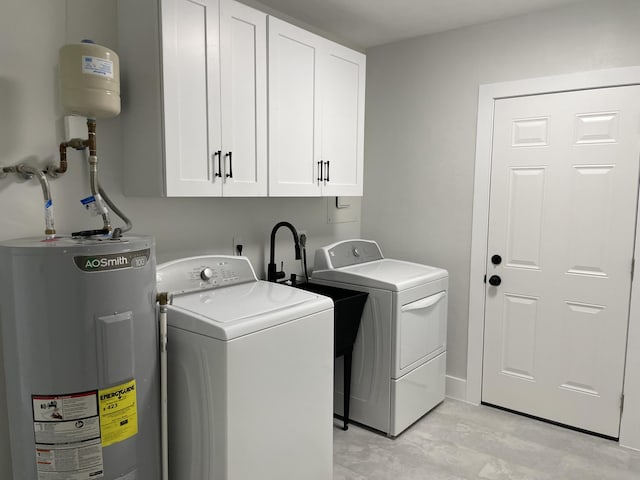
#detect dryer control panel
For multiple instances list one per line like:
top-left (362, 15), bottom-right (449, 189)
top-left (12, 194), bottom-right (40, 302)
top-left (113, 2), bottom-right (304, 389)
top-left (314, 239), bottom-right (384, 270)
top-left (156, 255), bottom-right (258, 296)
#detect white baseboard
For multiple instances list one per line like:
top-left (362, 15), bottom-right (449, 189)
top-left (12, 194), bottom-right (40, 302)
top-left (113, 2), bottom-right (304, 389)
top-left (619, 441), bottom-right (640, 452)
top-left (445, 375), bottom-right (467, 401)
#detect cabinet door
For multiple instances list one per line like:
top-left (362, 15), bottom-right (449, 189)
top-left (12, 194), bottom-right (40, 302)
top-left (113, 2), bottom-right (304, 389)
top-left (320, 42), bottom-right (366, 197)
top-left (268, 17), bottom-right (322, 196)
top-left (162, 0), bottom-right (222, 196)
top-left (219, 0), bottom-right (267, 196)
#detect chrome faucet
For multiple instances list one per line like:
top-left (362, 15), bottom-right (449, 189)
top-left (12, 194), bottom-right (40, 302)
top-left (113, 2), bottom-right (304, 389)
top-left (267, 221), bottom-right (301, 283)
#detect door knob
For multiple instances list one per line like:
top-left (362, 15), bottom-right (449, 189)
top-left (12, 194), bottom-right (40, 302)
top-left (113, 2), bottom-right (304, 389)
top-left (488, 275), bottom-right (502, 286)
top-left (491, 254), bottom-right (502, 265)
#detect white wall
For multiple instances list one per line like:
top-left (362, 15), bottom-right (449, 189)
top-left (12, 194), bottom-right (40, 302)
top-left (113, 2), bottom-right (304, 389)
top-left (0, 1), bottom-right (360, 476)
top-left (240, 0), bottom-right (364, 51)
top-left (361, 0), bottom-right (640, 381)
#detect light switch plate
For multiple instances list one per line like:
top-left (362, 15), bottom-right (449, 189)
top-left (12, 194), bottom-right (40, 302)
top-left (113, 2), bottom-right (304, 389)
top-left (335, 196), bottom-right (351, 209)
top-left (327, 197), bottom-right (360, 224)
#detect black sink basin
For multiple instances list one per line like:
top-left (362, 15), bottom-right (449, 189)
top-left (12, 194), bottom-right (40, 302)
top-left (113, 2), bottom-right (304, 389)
top-left (296, 282), bottom-right (368, 356)
top-left (295, 282), bottom-right (368, 431)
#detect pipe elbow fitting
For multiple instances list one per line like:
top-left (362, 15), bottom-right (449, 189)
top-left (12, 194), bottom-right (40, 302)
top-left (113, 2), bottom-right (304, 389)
top-left (67, 138), bottom-right (88, 150)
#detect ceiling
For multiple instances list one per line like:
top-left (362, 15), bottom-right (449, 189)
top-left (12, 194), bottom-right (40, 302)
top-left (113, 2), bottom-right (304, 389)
top-left (255, 0), bottom-right (591, 49)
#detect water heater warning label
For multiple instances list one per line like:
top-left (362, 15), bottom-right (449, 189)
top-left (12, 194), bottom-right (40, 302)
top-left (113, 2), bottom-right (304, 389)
top-left (32, 391), bottom-right (104, 480)
top-left (99, 379), bottom-right (138, 447)
top-left (35, 440), bottom-right (104, 480)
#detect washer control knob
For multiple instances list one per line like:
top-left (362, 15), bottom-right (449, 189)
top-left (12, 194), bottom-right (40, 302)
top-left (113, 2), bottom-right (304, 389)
top-left (200, 267), bottom-right (214, 281)
top-left (353, 247), bottom-right (360, 257)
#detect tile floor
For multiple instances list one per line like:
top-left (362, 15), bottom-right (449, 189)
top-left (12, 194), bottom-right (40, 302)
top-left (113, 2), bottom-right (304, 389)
top-left (333, 399), bottom-right (640, 480)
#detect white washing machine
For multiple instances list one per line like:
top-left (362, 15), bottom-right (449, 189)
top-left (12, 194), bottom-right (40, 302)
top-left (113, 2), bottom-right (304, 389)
top-left (311, 239), bottom-right (448, 437)
top-left (156, 255), bottom-right (334, 480)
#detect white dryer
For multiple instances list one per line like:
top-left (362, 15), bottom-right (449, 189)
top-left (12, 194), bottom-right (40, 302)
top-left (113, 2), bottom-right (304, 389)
top-left (311, 240), bottom-right (448, 437)
top-left (156, 255), bottom-right (334, 480)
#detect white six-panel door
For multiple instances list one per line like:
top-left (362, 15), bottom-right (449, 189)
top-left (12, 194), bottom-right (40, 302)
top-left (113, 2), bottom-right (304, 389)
top-left (482, 86), bottom-right (640, 437)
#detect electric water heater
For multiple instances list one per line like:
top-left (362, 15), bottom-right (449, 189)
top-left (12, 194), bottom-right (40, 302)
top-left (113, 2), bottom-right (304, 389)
top-left (0, 236), bottom-right (160, 480)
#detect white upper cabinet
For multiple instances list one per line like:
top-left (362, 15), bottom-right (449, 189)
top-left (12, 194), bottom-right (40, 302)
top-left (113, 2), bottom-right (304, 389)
top-left (267, 18), bottom-right (322, 196)
top-left (161, 0), bottom-right (222, 197)
top-left (268, 17), bottom-right (366, 197)
top-left (320, 41), bottom-right (366, 197)
top-left (119, 0), bottom-right (267, 197)
top-left (219, 0), bottom-right (267, 196)
top-left (119, 2), bottom-right (363, 197)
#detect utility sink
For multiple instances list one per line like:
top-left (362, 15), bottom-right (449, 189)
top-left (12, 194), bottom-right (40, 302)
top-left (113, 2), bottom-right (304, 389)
top-left (295, 282), bottom-right (368, 356)
top-left (295, 282), bottom-right (368, 430)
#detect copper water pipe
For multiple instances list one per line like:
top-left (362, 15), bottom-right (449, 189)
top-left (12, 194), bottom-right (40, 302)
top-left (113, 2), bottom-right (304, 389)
top-left (53, 137), bottom-right (89, 177)
top-left (56, 142), bottom-right (69, 175)
top-left (87, 118), bottom-right (97, 156)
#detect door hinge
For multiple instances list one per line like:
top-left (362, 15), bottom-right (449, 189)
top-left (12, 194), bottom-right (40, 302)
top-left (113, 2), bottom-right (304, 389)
top-left (632, 259), bottom-right (635, 281)
top-left (484, 274), bottom-right (487, 284)
top-left (621, 393), bottom-right (625, 414)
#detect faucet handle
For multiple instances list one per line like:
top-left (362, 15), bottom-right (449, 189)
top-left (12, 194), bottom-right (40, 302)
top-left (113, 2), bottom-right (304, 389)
top-left (267, 262), bottom-right (286, 282)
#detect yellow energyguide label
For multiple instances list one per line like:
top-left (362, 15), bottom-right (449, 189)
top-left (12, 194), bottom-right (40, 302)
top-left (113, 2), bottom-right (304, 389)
top-left (98, 379), bottom-right (138, 447)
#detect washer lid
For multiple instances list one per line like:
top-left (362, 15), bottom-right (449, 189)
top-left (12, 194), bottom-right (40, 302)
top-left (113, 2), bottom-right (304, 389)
top-left (312, 258), bottom-right (448, 291)
top-left (167, 280), bottom-right (333, 340)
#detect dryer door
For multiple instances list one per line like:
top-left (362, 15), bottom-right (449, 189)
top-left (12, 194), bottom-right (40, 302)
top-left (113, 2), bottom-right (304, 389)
top-left (395, 288), bottom-right (447, 378)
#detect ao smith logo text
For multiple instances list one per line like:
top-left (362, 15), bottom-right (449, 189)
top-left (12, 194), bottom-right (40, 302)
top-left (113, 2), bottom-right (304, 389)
top-left (85, 256), bottom-right (129, 269)
top-left (74, 248), bottom-right (151, 272)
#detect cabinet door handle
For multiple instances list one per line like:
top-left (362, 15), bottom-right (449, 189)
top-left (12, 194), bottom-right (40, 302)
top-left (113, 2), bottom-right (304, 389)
top-left (213, 150), bottom-right (222, 178)
top-left (324, 161), bottom-right (330, 182)
top-left (225, 152), bottom-right (233, 178)
top-left (317, 161), bottom-right (323, 184)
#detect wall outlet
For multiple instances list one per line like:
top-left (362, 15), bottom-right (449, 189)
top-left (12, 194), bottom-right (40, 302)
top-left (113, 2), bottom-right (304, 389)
top-left (233, 237), bottom-right (244, 256)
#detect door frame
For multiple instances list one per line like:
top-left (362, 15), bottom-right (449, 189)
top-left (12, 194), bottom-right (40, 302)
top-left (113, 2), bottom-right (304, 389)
top-left (467, 66), bottom-right (640, 449)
